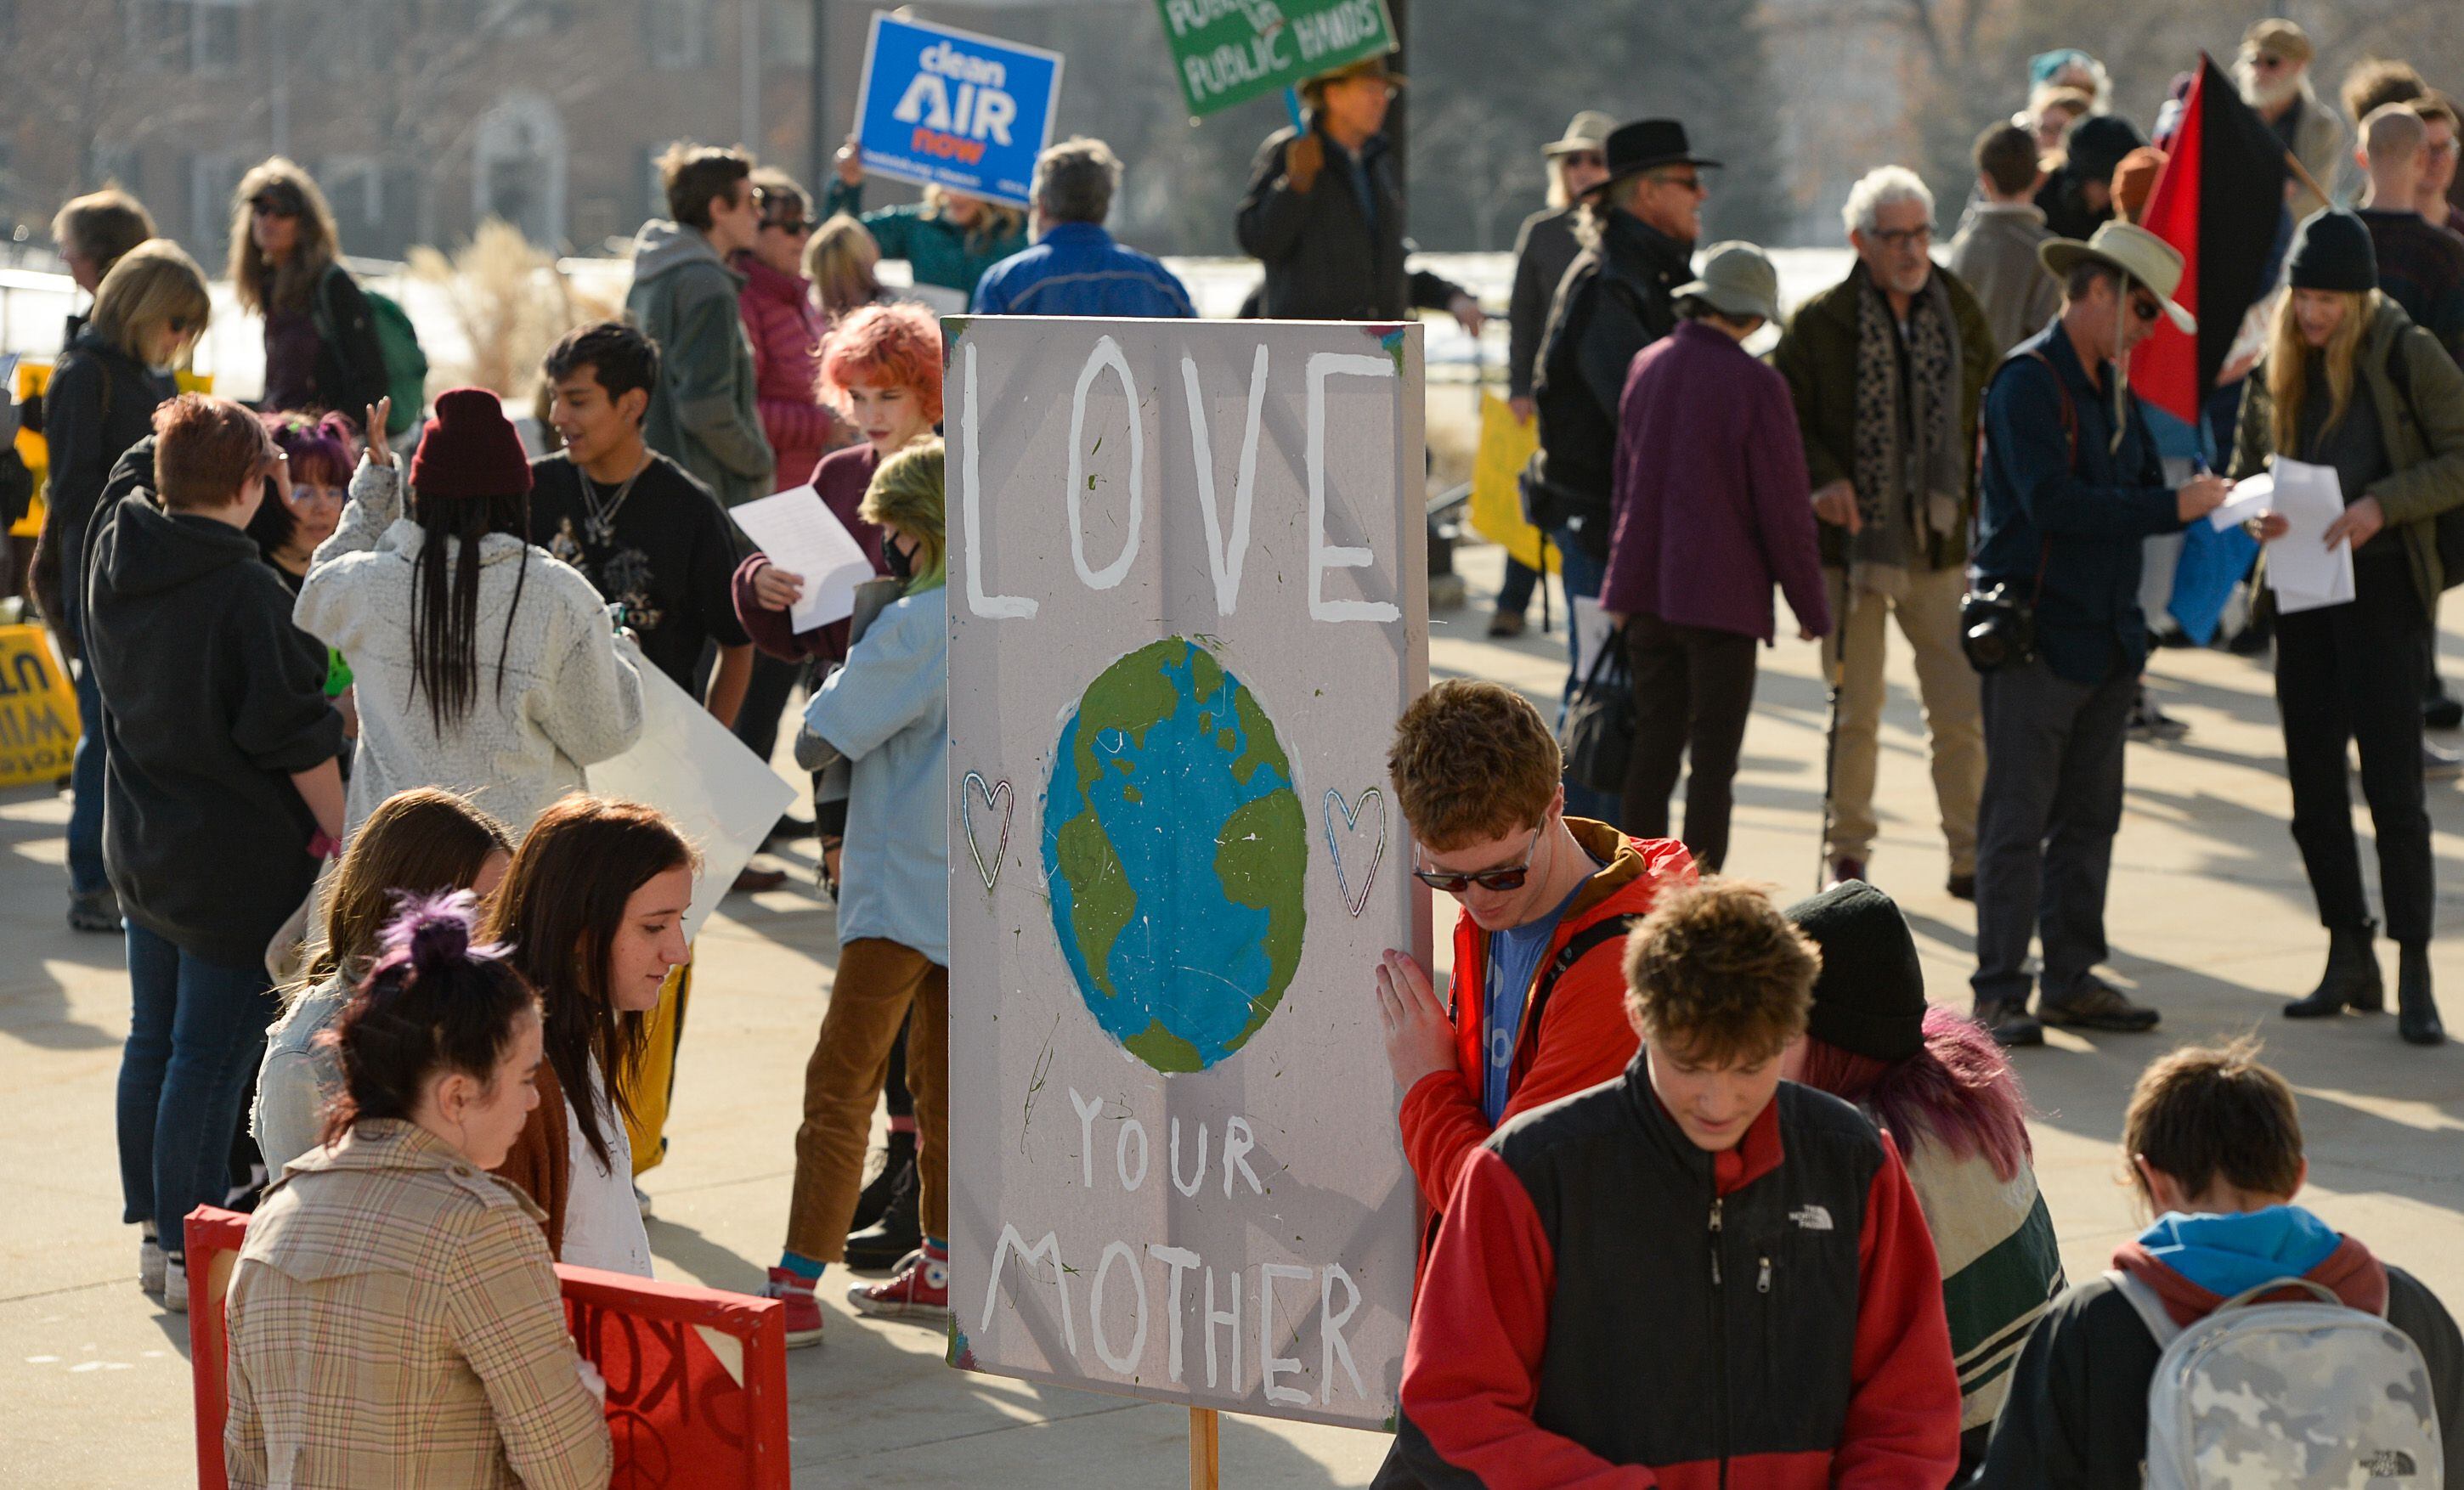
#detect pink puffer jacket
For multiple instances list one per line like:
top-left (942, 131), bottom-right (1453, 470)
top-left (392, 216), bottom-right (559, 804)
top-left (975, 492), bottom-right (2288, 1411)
top-left (735, 256), bottom-right (843, 491)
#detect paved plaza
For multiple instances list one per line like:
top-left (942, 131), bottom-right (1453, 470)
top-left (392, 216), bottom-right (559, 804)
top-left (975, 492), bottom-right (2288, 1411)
top-left (8, 545), bottom-right (2462, 1486)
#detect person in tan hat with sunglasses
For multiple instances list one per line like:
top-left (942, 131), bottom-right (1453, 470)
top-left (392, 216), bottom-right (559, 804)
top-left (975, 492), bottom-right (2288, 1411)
top-left (1967, 223), bottom-right (2227, 1046)
top-left (2236, 19), bottom-right (2343, 220)
top-left (1235, 54), bottom-right (1483, 331)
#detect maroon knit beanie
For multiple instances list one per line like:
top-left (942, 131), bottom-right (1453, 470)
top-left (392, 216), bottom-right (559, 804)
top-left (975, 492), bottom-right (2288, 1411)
top-left (410, 387), bottom-right (533, 500)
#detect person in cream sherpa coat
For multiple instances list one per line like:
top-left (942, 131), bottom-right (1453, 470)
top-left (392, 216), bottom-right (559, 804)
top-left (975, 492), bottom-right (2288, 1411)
top-left (297, 391), bottom-right (645, 840)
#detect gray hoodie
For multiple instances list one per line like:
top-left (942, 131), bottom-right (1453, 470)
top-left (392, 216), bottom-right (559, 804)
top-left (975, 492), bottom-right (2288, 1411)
top-left (624, 220), bottom-right (774, 510)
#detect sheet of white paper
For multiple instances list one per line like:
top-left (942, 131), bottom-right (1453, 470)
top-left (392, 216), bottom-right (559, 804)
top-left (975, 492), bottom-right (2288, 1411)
top-left (2210, 471), bottom-right (2274, 532)
top-left (728, 486), bottom-right (874, 632)
top-left (2263, 458), bottom-right (2354, 612)
top-left (1573, 595), bottom-right (1616, 681)
top-left (585, 663), bottom-right (797, 942)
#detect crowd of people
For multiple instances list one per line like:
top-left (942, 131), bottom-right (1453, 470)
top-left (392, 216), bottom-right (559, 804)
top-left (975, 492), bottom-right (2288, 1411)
top-left (10, 18), bottom-right (2464, 1487)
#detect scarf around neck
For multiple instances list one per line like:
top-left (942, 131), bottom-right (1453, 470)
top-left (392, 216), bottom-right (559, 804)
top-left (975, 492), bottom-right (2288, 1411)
top-left (1848, 265), bottom-right (1967, 594)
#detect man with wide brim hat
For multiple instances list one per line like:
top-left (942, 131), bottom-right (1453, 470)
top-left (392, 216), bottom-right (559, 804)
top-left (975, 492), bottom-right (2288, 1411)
top-left (1585, 119), bottom-right (1723, 202)
top-left (1524, 116), bottom-right (1720, 820)
top-left (1966, 217), bottom-right (2229, 1045)
top-left (1235, 52), bottom-right (1481, 328)
top-left (1493, 109), bottom-right (1619, 639)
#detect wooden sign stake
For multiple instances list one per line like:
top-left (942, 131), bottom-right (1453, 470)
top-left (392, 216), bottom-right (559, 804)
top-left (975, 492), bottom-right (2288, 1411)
top-left (1190, 1406), bottom-right (1221, 1490)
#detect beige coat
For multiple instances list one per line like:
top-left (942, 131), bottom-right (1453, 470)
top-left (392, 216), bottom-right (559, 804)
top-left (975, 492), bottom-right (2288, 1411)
top-left (223, 1120), bottom-right (611, 1490)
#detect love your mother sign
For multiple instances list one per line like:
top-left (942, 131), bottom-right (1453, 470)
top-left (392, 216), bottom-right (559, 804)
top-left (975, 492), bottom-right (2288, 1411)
top-left (944, 315), bottom-right (1429, 1429)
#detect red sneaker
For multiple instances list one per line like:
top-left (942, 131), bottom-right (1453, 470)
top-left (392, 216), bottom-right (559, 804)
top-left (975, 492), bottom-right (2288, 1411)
top-left (847, 1247), bottom-right (949, 1320)
top-left (762, 1267), bottom-right (825, 1348)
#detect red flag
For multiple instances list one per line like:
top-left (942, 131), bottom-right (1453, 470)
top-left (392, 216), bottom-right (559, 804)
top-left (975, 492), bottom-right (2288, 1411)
top-left (2133, 54), bottom-right (2288, 424)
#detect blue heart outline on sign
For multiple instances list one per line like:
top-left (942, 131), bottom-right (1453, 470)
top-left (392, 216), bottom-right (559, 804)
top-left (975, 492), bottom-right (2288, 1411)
top-left (1321, 786), bottom-right (1387, 919)
top-left (962, 771), bottom-right (1013, 892)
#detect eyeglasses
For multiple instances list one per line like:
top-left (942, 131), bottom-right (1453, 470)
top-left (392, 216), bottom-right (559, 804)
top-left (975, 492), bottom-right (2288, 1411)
top-left (762, 216), bottom-right (812, 236)
top-left (1869, 223), bottom-right (1936, 250)
top-left (250, 195), bottom-right (300, 219)
top-left (1648, 172), bottom-right (1709, 195)
top-left (2128, 293), bottom-right (2163, 323)
top-left (1413, 827), bottom-right (1542, 895)
top-left (1561, 151), bottom-right (1606, 169)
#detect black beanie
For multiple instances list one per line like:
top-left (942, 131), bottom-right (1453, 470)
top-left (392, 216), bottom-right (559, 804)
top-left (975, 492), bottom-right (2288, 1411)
top-left (2064, 115), bottom-right (2145, 184)
top-left (1783, 880), bottom-right (1927, 1063)
top-left (2286, 209), bottom-right (2378, 294)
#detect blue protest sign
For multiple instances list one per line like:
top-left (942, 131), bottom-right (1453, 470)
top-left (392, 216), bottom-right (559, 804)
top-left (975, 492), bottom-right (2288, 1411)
top-left (852, 14), bottom-right (1065, 210)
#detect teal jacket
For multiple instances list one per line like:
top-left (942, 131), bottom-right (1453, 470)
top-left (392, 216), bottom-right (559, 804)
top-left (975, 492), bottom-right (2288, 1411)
top-left (624, 221), bottom-right (773, 510)
top-left (822, 180), bottom-right (1026, 299)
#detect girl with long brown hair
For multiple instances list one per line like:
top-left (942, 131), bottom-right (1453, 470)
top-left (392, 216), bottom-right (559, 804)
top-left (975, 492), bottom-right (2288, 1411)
top-left (483, 794), bottom-right (696, 1274)
top-left (227, 157), bottom-right (388, 416)
top-left (252, 787), bottom-right (513, 1175)
top-left (2233, 210), bottom-right (2464, 1045)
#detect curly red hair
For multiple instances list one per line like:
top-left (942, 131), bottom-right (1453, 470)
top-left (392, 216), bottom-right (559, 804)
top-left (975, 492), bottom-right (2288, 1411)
top-left (817, 303), bottom-right (944, 425)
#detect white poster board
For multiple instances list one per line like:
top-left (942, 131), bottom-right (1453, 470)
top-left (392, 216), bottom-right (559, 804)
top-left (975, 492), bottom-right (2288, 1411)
top-left (586, 660), bottom-right (798, 944)
top-left (945, 316), bottom-right (1429, 1430)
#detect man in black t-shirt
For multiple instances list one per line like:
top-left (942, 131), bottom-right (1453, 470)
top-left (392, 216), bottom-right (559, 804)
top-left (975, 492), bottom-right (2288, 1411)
top-left (534, 321), bottom-right (753, 719)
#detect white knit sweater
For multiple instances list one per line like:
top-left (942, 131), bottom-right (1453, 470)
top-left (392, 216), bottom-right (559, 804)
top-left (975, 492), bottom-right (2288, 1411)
top-left (296, 456), bottom-right (646, 839)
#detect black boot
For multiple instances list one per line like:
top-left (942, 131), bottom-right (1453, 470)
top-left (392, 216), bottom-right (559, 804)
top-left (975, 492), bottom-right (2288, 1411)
top-left (2285, 923), bottom-right (2382, 1018)
top-left (2398, 943), bottom-right (2445, 1047)
top-left (845, 1158), bottom-right (921, 1271)
top-left (849, 1128), bottom-right (916, 1234)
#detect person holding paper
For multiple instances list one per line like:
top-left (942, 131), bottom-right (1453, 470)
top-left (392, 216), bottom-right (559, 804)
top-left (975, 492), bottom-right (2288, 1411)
top-left (2229, 209), bottom-right (2464, 1046)
top-left (763, 440), bottom-right (952, 1345)
top-left (1970, 223), bottom-right (2224, 1046)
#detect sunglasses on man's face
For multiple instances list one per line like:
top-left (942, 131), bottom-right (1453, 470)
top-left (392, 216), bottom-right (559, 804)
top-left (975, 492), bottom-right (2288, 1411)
top-left (1413, 827), bottom-right (1542, 895)
top-left (1869, 223), bottom-right (1936, 251)
top-left (2128, 293), bottom-right (2163, 324)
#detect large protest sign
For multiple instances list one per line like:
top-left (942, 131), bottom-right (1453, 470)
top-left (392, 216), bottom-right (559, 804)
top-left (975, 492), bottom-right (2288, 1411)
top-left (945, 316), bottom-right (1428, 1430)
top-left (586, 662), bottom-right (796, 945)
top-left (0, 623), bottom-right (78, 789)
top-left (185, 1209), bottom-right (792, 1490)
top-left (853, 13), bottom-right (1063, 211)
top-left (1153, 0), bottom-right (1395, 116)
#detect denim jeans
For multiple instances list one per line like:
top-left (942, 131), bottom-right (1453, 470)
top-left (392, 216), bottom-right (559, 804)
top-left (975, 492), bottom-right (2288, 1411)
top-left (1549, 525), bottom-right (1620, 824)
top-left (118, 921), bottom-right (277, 1250)
top-left (69, 656), bottom-right (107, 896)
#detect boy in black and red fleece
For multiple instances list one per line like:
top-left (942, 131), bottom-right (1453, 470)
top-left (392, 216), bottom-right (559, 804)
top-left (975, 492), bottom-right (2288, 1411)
top-left (1975, 1040), bottom-right (2464, 1487)
top-left (1378, 879), bottom-right (1961, 1490)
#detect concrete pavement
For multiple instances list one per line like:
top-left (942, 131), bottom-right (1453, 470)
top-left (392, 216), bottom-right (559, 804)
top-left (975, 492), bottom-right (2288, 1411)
top-left (6, 542), bottom-right (2461, 1485)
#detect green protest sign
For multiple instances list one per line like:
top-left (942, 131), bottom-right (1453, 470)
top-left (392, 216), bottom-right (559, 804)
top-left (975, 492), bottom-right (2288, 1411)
top-left (1153, 0), bottom-right (1394, 116)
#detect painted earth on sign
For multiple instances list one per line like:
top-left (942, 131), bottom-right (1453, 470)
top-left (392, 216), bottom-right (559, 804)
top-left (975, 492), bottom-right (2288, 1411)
top-left (1042, 637), bottom-right (1307, 1072)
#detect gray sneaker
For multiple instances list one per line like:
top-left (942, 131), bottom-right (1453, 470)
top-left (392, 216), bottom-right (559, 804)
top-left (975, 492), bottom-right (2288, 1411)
top-left (68, 886), bottom-right (122, 934)
top-left (2039, 975), bottom-right (2161, 1032)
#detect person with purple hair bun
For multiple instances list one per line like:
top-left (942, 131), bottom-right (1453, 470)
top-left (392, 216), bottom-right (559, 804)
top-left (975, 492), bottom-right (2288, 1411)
top-left (1782, 879), bottom-right (2066, 1482)
top-left (223, 892), bottom-right (612, 1489)
top-left (251, 409), bottom-right (361, 733)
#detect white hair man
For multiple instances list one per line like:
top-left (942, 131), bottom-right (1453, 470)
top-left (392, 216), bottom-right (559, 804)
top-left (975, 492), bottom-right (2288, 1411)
top-left (1773, 166), bottom-right (1998, 899)
top-left (2236, 19), bottom-right (2344, 219)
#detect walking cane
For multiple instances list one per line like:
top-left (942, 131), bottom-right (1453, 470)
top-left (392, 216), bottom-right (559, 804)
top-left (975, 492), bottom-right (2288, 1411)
top-left (1818, 568), bottom-right (1855, 893)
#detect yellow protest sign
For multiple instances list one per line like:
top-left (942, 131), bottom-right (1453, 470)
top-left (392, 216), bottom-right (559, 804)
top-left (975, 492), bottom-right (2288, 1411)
top-left (1468, 391), bottom-right (1555, 575)
top-left (12, 359), bottom-right (213, 538)
top-left (0, 624), bottom-right (80, 787)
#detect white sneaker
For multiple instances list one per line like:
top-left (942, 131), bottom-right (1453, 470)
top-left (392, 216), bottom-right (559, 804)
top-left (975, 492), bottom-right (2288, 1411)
top-left (139, 1238), bottom-right (166, 1296)
top-left (634, 1182), bottom-right (653, 1217)
top-left (163, 1259), bottom-right (189, 1314)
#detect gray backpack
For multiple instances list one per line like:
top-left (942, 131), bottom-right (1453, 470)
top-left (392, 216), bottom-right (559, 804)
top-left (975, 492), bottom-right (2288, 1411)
top-left (2109, 1269), bottom-right (2444, 1488)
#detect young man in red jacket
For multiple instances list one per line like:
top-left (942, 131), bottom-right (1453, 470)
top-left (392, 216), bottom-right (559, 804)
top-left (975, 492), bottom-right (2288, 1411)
top-left (1379, 878), bottom-right (1962, 1489)
top-left (1375, 680), bottom-right (1693, 1233)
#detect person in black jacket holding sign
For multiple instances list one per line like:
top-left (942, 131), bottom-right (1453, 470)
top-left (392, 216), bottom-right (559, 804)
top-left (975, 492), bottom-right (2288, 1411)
top-left (1528, 117), bottom-right (1716, 819)
top-left (1235, 54), bottom-right (1482, 329)
top-left (227, 159), bottom-right (387, 420)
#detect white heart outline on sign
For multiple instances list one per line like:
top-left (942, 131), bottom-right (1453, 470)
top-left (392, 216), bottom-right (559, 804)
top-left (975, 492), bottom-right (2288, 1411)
top-left (1322, 786), bottom-right (1387, 919)
top-left (961, 772), bottom-right (1013, 893)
